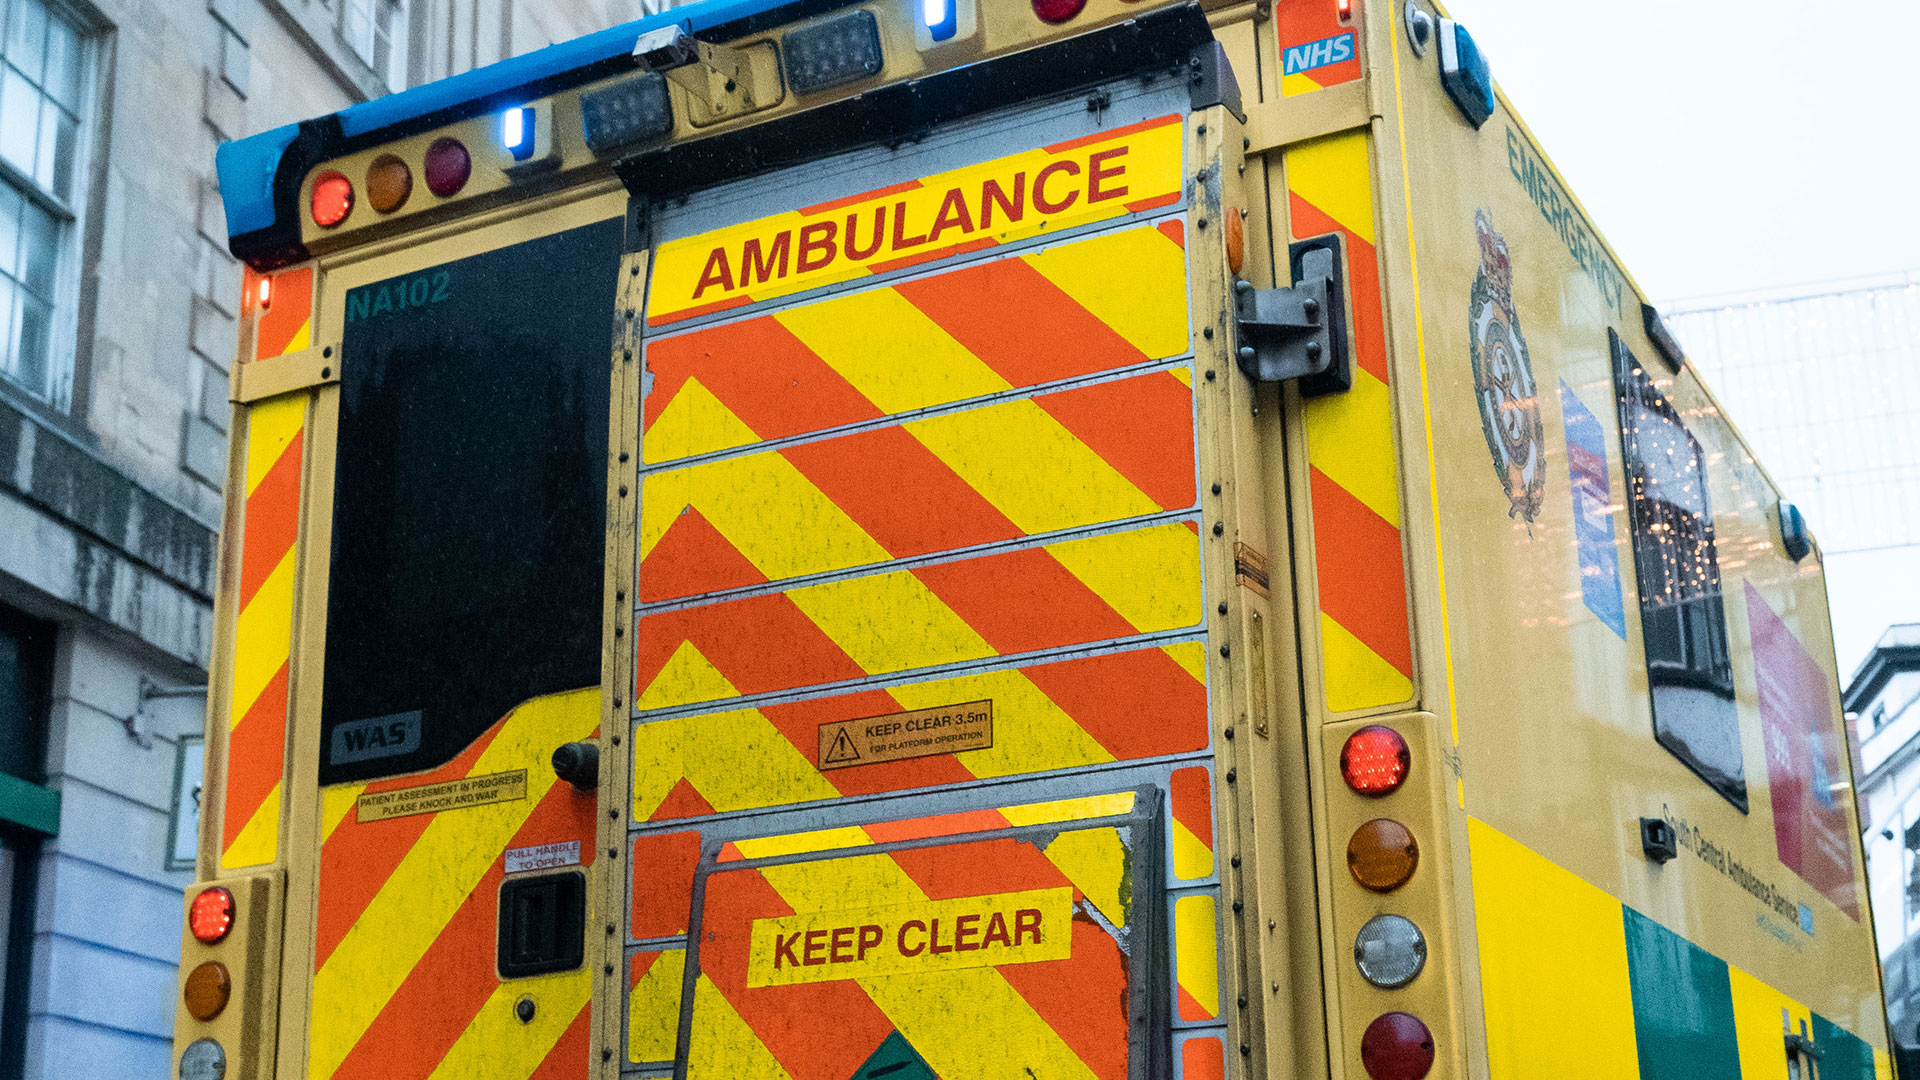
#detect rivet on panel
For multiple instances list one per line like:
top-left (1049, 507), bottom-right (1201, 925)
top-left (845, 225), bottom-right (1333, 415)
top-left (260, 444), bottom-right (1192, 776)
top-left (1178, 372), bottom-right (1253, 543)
top-left (321, 367), bottom-right (332, 379)
top-left (1203, 326), bottom-right (1213, 339)
top-left (1212, 483), bottom-right (1222, 495)
top-left (1230, 855), bottom-right (1241, 867)
top-left (1232, 900), bottom-right (1243, 914)
top-left (611, 734), bottom-right (621, 746)
top-left (609, 848), bottom-right (619, 859)
top-left (1218, 602), bottom-right (1229, 615)
top-left (603, 1049), bottom-right (614, 1063)
top-left (1205, 369), bottom-right (1217, 380)
top-left (619, 486), bottom-right (629, 497)
top-left (607, 923), bottom-right (617, 934)
top-left (1220, 643), bottom-right (1231, 658)
top-left (604, 963), bottom-right (614, 975)
top-left (1224, 727), bottom-right (1234, 740)
top-left (1212, 522), bottom-right (1224, 536)
top-left (1225, 768), bottom-right (1237, 783)
top-left (323, 345), bottom-right (334, 358)
top-left (619, 452), bottom-right (630, 463)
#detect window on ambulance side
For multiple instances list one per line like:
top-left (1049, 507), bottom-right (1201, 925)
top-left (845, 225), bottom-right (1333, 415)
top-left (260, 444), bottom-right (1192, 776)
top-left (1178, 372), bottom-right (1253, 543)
top-left (1609, 329), bottom-right (1747, 811)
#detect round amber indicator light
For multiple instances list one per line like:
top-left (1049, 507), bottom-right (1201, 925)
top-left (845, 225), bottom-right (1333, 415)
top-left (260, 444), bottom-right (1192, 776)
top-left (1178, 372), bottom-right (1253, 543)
top-left (188, 886), bottom-right (235, 944)
top-left (183, 961), bottom-right (232, 1022)
top-left (1348, 818), bottom-right (1420, 892)
top-left (365, 154), bottom-right (413, 214)
top-left (309, 171), bottom-right (353, 228)
top-left (1341, 725), bottom-right (1410, 796)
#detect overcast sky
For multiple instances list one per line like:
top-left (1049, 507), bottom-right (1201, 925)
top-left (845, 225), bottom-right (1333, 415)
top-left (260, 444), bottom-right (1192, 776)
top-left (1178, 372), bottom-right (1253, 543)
top-left (1437, 0), bottom-right (1920, 305)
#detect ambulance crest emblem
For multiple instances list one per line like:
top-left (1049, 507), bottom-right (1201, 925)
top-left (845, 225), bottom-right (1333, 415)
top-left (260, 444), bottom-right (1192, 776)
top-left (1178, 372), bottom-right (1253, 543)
top-left (1467, 209), bottom-right (1546, 525)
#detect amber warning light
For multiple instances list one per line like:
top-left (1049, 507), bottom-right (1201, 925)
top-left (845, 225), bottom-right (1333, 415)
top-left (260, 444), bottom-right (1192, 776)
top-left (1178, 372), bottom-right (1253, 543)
top-left (1341, 725), bottom-right (1410, 796)
top-left (189, 886), bottom-right (235, 944)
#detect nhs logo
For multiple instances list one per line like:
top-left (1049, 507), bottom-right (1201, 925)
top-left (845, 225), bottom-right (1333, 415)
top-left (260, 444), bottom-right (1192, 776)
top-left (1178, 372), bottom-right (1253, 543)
top-left (1284, 32), bottom-right (1356, 76)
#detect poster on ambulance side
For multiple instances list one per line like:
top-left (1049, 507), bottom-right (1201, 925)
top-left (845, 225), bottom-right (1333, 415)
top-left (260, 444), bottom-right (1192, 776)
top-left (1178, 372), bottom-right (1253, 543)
top-left (1747, 582), bottom-right (1858, 919)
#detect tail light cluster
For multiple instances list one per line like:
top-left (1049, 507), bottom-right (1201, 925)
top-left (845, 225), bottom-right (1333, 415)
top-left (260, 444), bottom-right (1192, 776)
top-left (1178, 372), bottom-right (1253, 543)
top-left (1338, 725), bottom-right (1437, 1080)
top-left (309, 137), bottom-right (473, 229)
top-left (177, 877), bottom-right (274, 1080)
top-left (178, 885), bottom-right (237, 1078)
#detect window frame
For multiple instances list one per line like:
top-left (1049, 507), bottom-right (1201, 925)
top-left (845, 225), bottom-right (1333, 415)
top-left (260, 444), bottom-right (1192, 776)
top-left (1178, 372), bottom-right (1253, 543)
top-left (0, 0), bottom-right (97, 414)
top-left (1609, 328), bottom-right (1748, 811)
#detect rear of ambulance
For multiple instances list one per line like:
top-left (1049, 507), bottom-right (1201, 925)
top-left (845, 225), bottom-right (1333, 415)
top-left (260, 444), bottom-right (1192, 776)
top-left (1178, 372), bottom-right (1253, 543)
top-left (177, 0), bottom-right (1476, 1078)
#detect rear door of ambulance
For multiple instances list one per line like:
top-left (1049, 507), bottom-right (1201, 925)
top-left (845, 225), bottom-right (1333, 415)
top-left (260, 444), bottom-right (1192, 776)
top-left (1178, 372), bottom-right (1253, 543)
top-left (617, 72), bottom-right (1237, 1080)
top-left (269, 180), bottom-right (631, 1078)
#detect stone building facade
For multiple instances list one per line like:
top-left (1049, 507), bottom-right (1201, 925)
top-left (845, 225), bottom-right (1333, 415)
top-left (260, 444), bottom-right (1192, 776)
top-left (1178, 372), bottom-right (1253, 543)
top-left (0, 0), bottom-right (635, 1074)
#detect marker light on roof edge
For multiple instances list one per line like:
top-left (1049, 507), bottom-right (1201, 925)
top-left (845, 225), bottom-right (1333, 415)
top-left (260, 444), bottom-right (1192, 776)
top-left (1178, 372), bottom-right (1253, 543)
top-left (1337, 0), bottom-right (1352, 20)
top-left (922, 0), bottom-right (957, 41)
top-left (501, 107), bottom-right (534, 161)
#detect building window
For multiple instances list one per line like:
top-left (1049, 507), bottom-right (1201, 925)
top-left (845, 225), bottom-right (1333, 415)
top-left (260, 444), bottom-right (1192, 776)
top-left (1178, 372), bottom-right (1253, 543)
top-left (344, 0), bottom-right (408, 90)
top-left (0, 0), bottom-right (83, 405)
top-left (1610, 329), bottom-right (1746, 811)
top-left (1873, 703), bottom-right (1889, 733)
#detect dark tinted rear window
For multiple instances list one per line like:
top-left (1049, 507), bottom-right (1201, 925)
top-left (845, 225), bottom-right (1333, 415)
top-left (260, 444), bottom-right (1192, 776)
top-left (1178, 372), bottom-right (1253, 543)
top-left (319, 218), bottom-right (622, 785)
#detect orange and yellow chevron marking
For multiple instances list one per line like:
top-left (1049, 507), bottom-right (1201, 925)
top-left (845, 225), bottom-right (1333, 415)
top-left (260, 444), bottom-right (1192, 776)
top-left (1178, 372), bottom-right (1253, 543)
top-left (1277, 1), bottom-right (1361, 98)
top-left (1174, 893), bottom-right (1220, 1021)
top-left (629, 950), bottom-right (686, 1064)
top-left (686, 828), bottom-right (1137, 1080)
top-left (251, 266), bottom-right (313, 359)
top-left (1287, 131), bottom-right (1415, 712)
top-left (642, 222), bottom-right (1190, 466)
top-left (308, 690), bottom-right (599, 1080)
top-left (632, 641), bottom-right (1206, 823)
top-left (640, 369), bottom-right (1196, 601)
top-left (646, 116), bottom-right (1185, 324)
top-left (1169, 766), bottom-right (1215, 880)
top-left (634, 520), bottom-right (1203, 715)
top-left (221, 391), bottom-right (307, 869)
top-left (712, 795), bottom-right (1138, 930)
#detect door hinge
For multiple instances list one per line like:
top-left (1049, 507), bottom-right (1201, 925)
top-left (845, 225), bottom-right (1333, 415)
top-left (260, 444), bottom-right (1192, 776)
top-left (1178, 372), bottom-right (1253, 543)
top-left (1233, 233), bottom-right (1351, 396)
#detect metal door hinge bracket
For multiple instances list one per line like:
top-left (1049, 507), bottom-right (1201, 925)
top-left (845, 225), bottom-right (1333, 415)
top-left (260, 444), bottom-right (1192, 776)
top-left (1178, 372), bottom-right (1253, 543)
top-left (1233, 233), bottom-right (1350, 395)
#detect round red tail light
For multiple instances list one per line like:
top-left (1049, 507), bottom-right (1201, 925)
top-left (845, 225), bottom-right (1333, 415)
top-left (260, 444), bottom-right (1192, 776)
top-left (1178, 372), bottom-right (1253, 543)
top-left (1031, 0), bottom-right (1085, 22)
top-left (189, 886), bottom-right (235, 944)
top-left (424, 137), bottom-right (472, 197)
top-left (1360, 1012), bottom-right (1435, 1080)
top-left (310, 171), bottom-right (353, 228)
top-left (1341, 725), bottom-right (1410, 796)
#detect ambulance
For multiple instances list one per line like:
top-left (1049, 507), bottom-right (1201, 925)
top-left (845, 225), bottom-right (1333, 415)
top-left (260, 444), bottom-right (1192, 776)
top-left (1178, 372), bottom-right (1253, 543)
top-left (176, 0), bottom-right (1892, 1076)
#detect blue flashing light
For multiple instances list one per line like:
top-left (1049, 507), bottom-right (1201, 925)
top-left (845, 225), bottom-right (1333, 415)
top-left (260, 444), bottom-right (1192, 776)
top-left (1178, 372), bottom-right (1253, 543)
top-left (922, 0), bottom-right (957, 42)
top-left (502, 107), bottom-right (535, 160)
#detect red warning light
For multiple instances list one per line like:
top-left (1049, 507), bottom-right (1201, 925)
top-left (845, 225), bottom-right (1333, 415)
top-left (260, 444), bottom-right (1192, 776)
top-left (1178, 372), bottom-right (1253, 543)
top-left (1360, 1012), bottom-right (1435, 1080)
top-left (309, 172), bottom-right (353, 228)
top-left (189, 887), bottom-right (235, 945)
top-left (256, 277), bottom-right (272, 311)
top-left (1032, 0), bottom-right (1086, 23)
top-left (1340, 725), bottom-right (1410, 796)
top-left (1337, 0), bottom-right (1353, 21)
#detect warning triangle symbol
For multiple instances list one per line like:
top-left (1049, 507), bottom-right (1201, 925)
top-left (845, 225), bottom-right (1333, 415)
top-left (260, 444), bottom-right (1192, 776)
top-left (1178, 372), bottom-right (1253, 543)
top-left (850, 1031), bottom-right (935, 1080)
top-left (823, 727), bottom-right (862, 765)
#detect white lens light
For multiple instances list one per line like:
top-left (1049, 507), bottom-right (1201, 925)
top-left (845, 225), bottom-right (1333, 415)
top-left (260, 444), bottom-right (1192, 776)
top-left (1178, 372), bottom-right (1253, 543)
top-left (179, 1038), bottom-right (227, 1080)
top-left (920, 0), bottom-right (957, 41)
top-left (1353, 914), bottom-right (1427, 989)
top-left (501, 107), bottom-right (535, 161)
